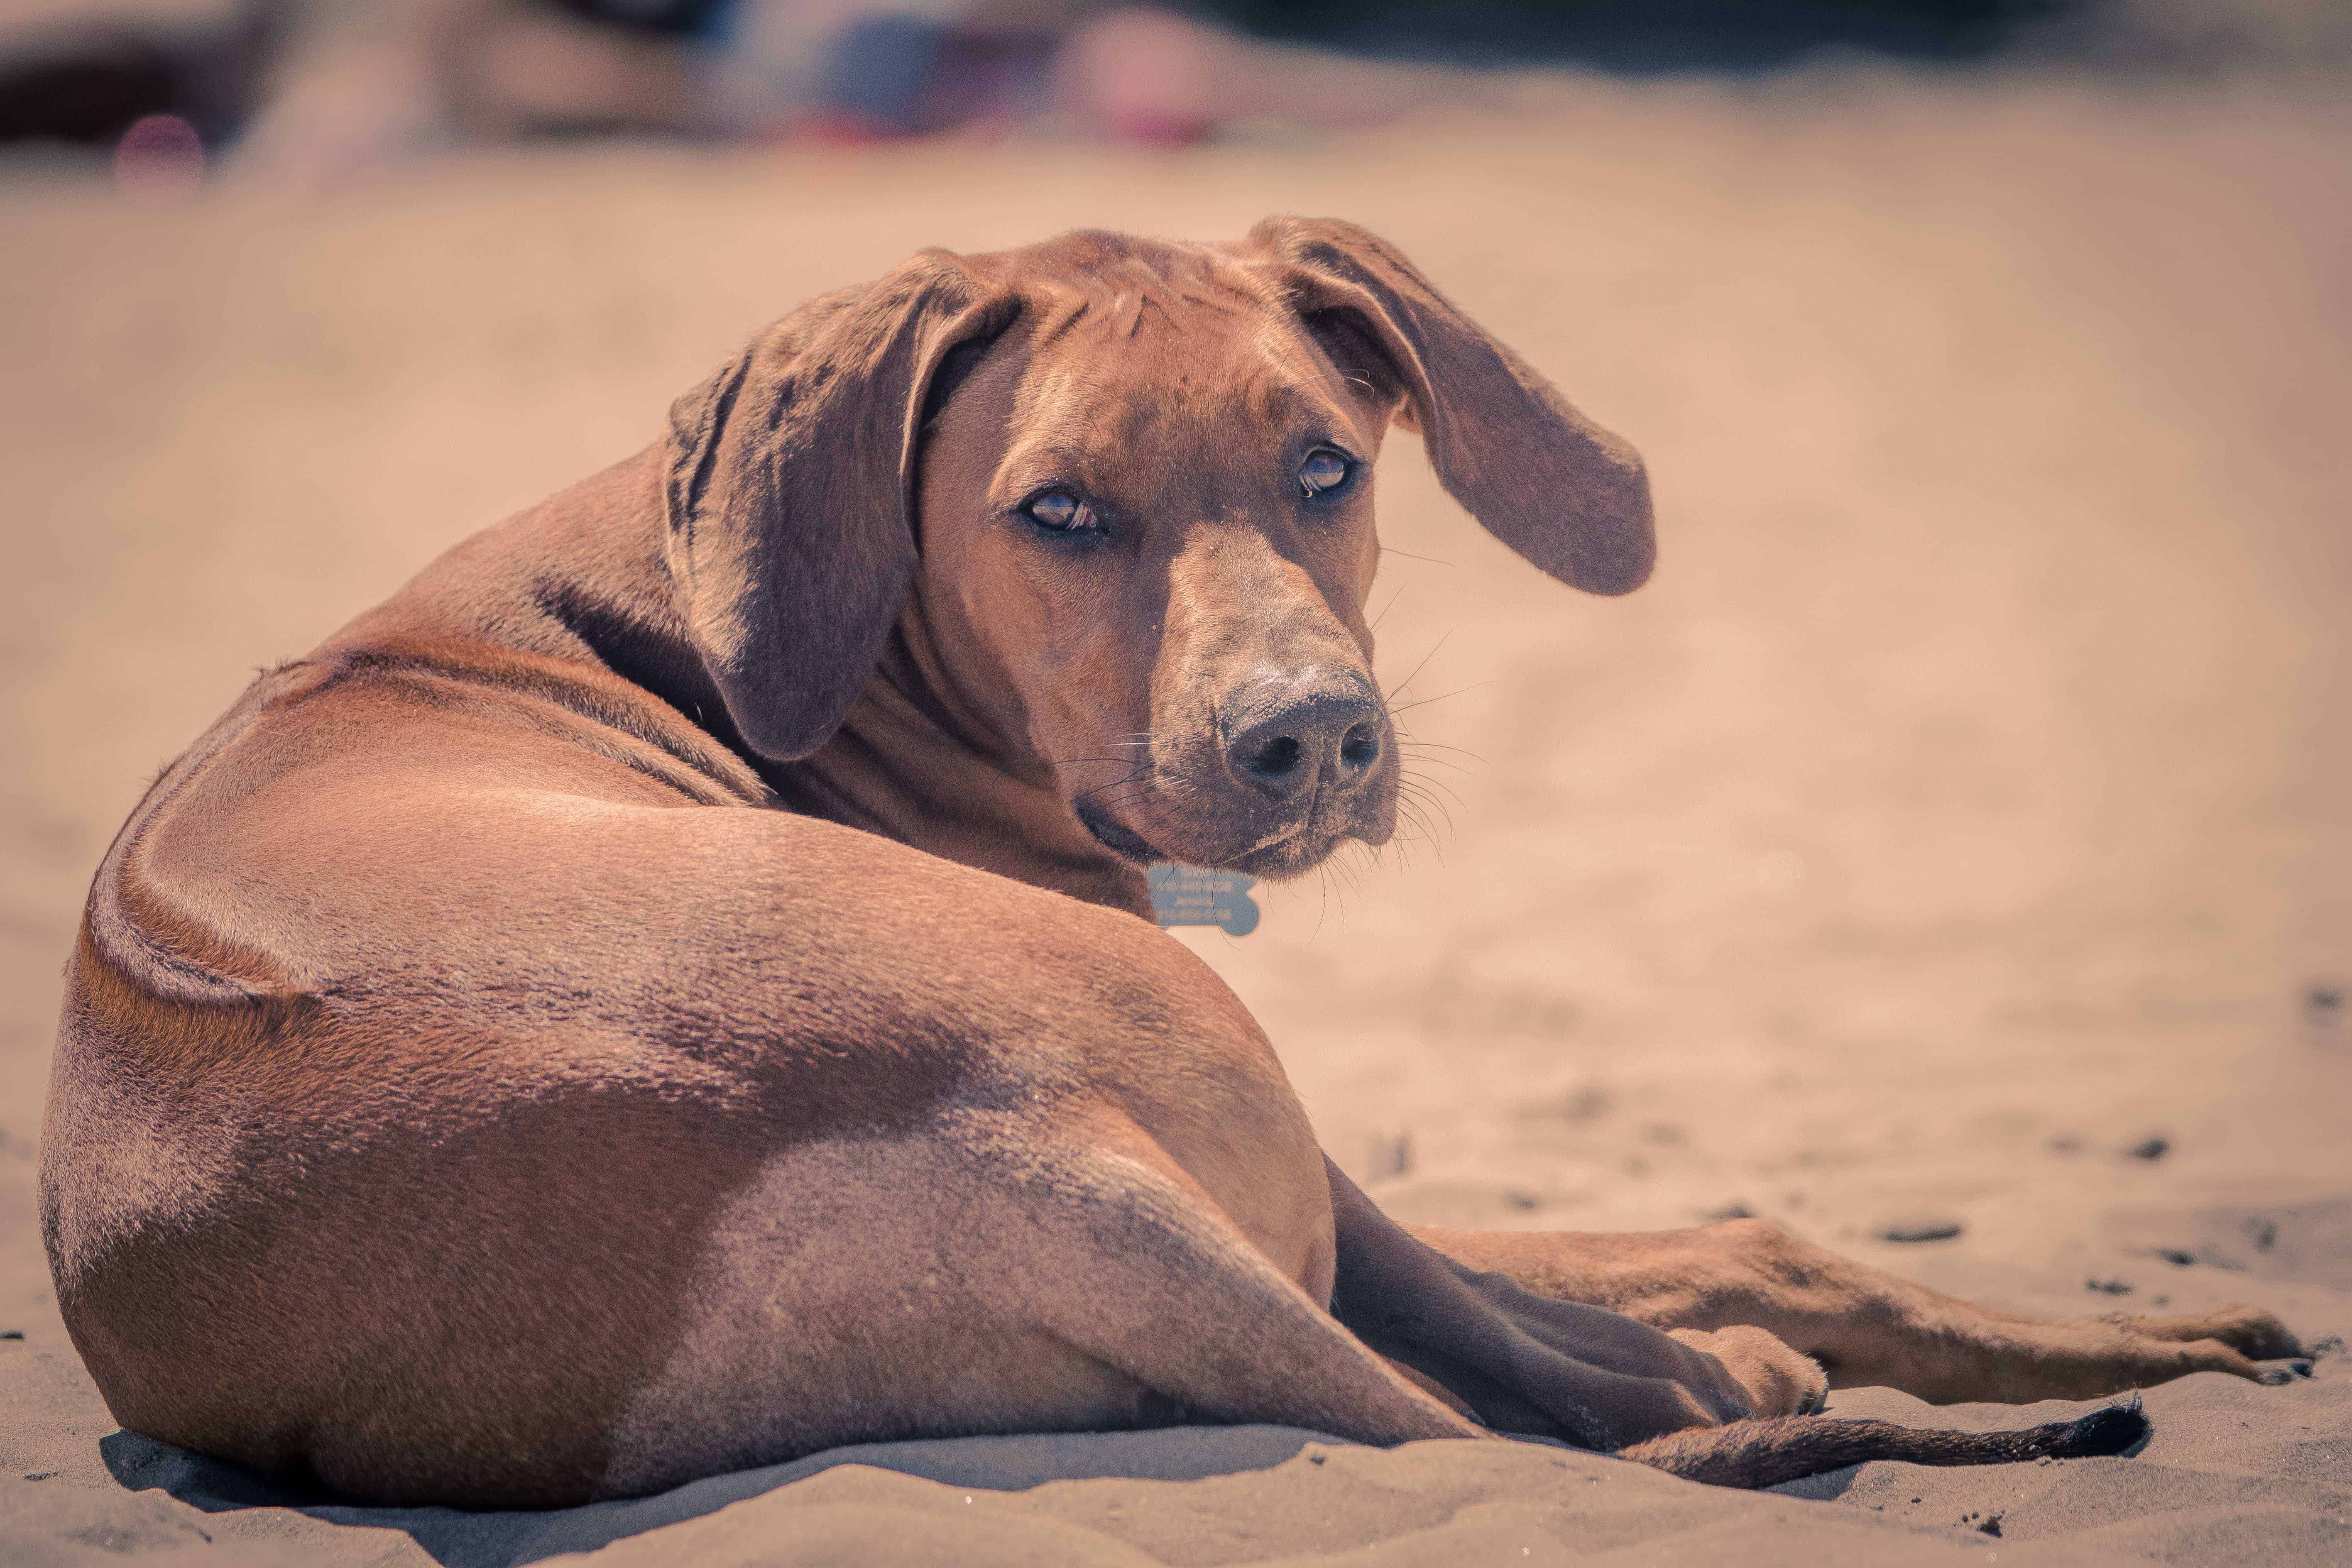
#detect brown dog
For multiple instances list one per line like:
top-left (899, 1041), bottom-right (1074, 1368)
top-left (40, 220), bottom-right (2308, 1508)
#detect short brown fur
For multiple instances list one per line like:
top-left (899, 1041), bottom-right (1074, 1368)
top-left (41, 221), bottom-right (2308, 1507)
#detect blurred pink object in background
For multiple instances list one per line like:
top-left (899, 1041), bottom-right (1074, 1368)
top-left (111, 109), bottom-right (202, 202)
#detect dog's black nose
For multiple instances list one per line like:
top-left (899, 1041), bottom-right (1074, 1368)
top-left (1223, 676), bottom-right (1385, 801)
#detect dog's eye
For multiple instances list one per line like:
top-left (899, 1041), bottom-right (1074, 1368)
top-left (1299, 450), bottom-right (1351, 497)
top-left (1026, 491), bottom-right (1099, 532)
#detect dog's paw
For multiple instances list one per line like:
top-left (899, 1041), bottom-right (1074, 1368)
top-left (2103, 1305), bottom-right (2308, 1361)
top-left (1669, 1325), bottom-right (1828, 1419)
top-left (2195, 1306), bottom-right (2306, 1362)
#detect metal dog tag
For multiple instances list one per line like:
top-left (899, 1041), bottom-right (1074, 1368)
top-left (1148, 864), bottom-right (1260, 936)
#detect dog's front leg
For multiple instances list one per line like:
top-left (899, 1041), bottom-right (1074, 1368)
top-left (1322, 1159), bottom-right (1826, 1448)
top-left (1401, 1218), bottom-right (2311, 1404)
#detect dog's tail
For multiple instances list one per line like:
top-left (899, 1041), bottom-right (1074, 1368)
top-left (1617, 1395), bottom-right (2146, 1490)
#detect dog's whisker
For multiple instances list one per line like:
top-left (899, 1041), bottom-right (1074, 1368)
top-left (1390, 718), bottom-right (1481, 757)
top-left (1396, 786), bottom-right (1457, 841)
top-left (1383, 818), bottom-right (1439, 865)
top-left (1401, 768), bottom-right (1467, 812)
top-left (1394, 736), bottom-right (1485, 763)
top-left (1383, 630), bottom-right (1454, 705)
top-left (1398, 781), bottom-right (1458, 828)
top-left (1405, 787), bottom-right (1465, 825)
top-left (1385, 682), bottom-right (1487, 718)
top-left (1072, 764), bottom-right (1155, 792)
top-left (1380, 546), bottom-right (1454, 569)
top-left (1089, 789), bottom-right (1162, 817)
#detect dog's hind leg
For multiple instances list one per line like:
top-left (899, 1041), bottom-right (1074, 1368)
top-left (594, 1113), bottom-right (1496, 1499)
top-left (606, 1117), bottom-right (2102, 1497)
top-left (1402, 1218), bottom-right (2311, 1405)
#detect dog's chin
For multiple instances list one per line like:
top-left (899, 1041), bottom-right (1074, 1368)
top-left (1221, 828), bottom-right (1354, 881)
top-left (1074, 797), bottom-right (1375, 880)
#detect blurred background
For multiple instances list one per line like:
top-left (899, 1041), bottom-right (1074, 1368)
top-left (3, 0), bottom-right (2351, 175)
top-left (2, 0), bottom-right (2347, 1340)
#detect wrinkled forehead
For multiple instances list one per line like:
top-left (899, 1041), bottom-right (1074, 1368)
top-left (987, 241), bottom-right (1370, 457)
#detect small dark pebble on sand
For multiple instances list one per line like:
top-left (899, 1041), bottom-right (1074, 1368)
top-left (2305, 984), bottom-right (2344, 1047)
top-left (1978, 1514), bottom-right (2004, 1537)
top-left (2157, 1248), bottom-right (2196, 1266)
top-left (2125, 1136), bottom-right (2170, 1161)
top-left (2086, 1277), bottom-right (2135, 1294)
top-left (23, 1471), bottom-right (59, 1481)
top-left (1875, 1217), bottom-right (1964, 1243)
top-left (0, 1330), bottom-right (22, 1341)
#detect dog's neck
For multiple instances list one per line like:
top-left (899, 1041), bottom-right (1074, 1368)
top-left (774, 626), bottom-right (1156, 919)
top-left (405, 448), bottom-right (1154, 921)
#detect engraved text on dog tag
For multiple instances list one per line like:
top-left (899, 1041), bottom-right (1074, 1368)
top-left (1148, 864), bottom-right (1260, 936)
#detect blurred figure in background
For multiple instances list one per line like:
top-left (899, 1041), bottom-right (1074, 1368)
top-left (0, 0), bottom-right (1106, 178)
top-left (6, 0), bottom-right (1251, 179)
top-left (7, 0), bottom-right (1568, 177)
top-left (3, 0), bottom-right (2347, 184)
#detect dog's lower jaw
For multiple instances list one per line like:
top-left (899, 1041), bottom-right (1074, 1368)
top-left (1081, 812), bottom-right (1375, 882)
top-left (1227, 796), bottom-right (1397, 880)
top-left (1225, 827), bottom-right (1356, 881)
top-left (1072, 770), bottom-right (1397, 876)
top-left (1075, 798), bottom-right (1162, 864)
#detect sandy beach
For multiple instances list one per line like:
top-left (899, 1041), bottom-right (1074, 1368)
top-left (3, 53), bottom-right (2349, 1565)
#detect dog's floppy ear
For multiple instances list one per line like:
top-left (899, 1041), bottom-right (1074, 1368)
top-left (664, 253), bottom-right (1016, 761)
top-left (1244, 216), bottom-right (1654, 595)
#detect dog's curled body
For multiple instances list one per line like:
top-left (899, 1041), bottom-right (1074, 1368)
top-left (44, 457), bottom-right (1372, 1502)
top-left (42, 223), bottom-right (2306, 1507)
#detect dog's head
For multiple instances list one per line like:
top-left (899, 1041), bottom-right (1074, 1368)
top-left (663, 220), bottom-right (1651, 879)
